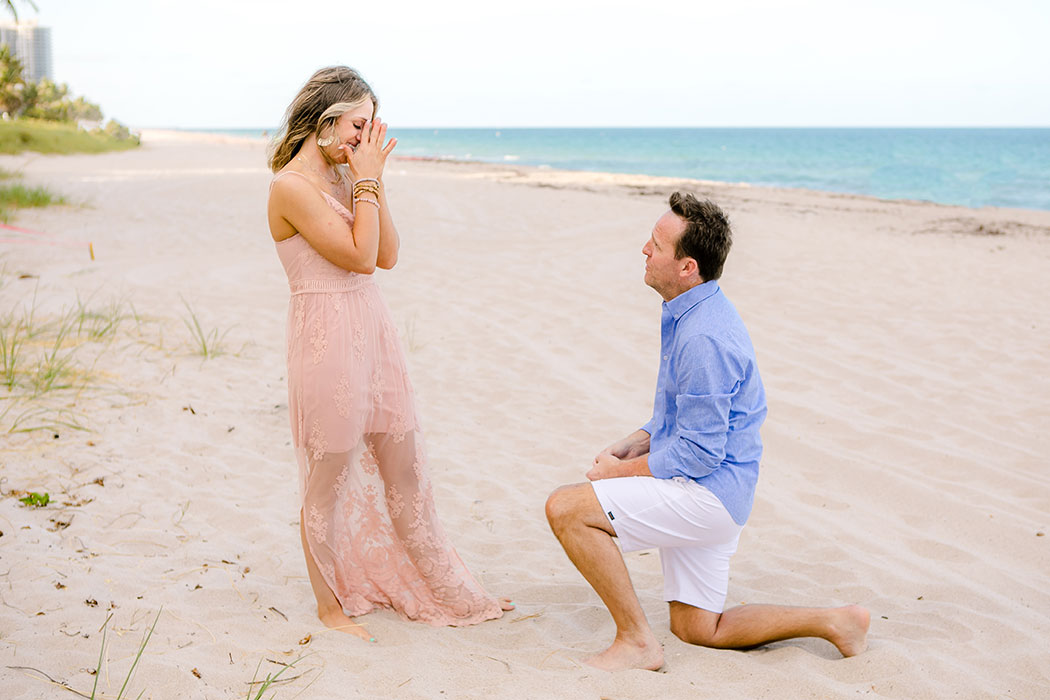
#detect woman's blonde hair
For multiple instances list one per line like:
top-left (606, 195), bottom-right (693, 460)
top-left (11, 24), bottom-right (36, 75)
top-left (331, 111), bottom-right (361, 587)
top-left (267, 66), bottom-right (378, 172)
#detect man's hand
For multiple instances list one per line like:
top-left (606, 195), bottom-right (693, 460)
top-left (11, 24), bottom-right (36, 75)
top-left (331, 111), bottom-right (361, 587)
top-left (595, 429), bottom-right (652, 464)
top-left (587, 451), bottom-right (653, 481)
top-left (587, 452), bottom-right (626, 481)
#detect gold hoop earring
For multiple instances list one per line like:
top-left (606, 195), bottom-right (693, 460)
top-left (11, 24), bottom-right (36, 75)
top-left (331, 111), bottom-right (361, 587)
top-left (317, 134), bottom-right (336, 147)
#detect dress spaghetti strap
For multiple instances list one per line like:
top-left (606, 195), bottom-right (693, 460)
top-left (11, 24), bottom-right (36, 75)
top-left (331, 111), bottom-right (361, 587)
top-left (269, 168), bottom-right (313, 192)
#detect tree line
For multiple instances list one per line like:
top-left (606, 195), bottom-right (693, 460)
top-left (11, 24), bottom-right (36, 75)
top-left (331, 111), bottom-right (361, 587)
top-left (0, 44), bottom-right (133, 140)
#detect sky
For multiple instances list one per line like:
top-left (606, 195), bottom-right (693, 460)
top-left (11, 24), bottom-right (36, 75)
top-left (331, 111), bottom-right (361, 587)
top-left (18, 0), bottom-right (1050, 129)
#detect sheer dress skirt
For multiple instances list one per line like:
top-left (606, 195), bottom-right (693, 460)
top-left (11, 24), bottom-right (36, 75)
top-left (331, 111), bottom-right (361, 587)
top-left (286, 277), bottom-right (502, 626)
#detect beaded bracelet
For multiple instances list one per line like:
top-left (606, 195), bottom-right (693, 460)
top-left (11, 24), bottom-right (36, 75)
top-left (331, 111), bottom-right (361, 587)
top-left (353, 178), bottom-right (380, 191)
top-left (354, 197), bottom-right (380, 210)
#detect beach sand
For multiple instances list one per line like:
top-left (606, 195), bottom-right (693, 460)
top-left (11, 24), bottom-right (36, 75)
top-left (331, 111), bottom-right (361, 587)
top-left (1, 131), bottom-right (1048, 699)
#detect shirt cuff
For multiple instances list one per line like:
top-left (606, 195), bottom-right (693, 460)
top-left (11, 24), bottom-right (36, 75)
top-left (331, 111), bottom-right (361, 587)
top-left (646, 447), bottom-right (674, 480)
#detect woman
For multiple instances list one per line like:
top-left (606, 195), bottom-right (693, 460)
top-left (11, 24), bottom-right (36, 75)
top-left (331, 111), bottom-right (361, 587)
top-left (267, 66), bottom-right (510, 641)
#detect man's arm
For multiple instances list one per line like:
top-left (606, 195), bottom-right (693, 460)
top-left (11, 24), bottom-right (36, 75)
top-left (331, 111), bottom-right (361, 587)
top-left (647, 334), bottom-right (738, 481)
top-left (587, 450), bottom-right (652, 481)
top-left (598, 429), bottom-right (651, 460)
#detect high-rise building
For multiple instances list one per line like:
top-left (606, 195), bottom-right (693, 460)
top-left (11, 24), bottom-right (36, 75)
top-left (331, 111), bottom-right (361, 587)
top-left (0, 21), bottom-right (53, 82)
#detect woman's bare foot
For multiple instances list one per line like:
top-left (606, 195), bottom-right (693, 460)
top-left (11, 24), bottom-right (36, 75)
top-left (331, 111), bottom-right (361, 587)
top-left (499, 597), bottom-right (515, 611)
top-left (584, 634), bottom-right (664, 672)
top-left (318, 607), bottom-right (374, 642)
top-left (827, 604), bottom-right (870, 657)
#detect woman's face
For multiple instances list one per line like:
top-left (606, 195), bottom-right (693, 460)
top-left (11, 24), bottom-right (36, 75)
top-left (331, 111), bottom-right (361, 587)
top-left (328, 101), bottom-right (376, 163)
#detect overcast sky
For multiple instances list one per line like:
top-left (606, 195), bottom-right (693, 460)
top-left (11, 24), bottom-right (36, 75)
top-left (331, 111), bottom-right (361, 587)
top-left (22, 0), bottom-right (1050, 129)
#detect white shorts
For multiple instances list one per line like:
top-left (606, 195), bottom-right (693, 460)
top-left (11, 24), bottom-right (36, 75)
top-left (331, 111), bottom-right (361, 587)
top-left (591, 476), bottom-right (743, 613)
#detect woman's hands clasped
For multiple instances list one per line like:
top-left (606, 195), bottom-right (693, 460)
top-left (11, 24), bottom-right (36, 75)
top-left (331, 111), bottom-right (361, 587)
top-left (340, 118), bottom-right (397, 182)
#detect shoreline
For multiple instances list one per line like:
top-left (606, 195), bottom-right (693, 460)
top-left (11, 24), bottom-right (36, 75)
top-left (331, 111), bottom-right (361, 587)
top-left (138, 127), bottom-right (1050, 215)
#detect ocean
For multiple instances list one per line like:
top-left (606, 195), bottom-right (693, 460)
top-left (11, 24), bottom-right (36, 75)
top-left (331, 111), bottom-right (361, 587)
top-left (207, 127), bottom-right (1050, 211)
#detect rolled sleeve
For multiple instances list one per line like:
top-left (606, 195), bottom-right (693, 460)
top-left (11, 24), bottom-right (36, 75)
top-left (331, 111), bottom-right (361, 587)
top-left (648, 335), bottom-right (740, 481)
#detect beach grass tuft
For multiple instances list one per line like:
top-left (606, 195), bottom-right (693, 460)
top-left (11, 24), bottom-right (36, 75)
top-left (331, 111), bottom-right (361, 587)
top-left (30, 315), bottom-right (78, 394)
top-left (0, 314), bottom-right (24, 389)
top-left (87, 609), bottom-right (161, 700)
top-left (7, 609), bottom-right (161, 698)
top-left (181, 297), bottom-right (231, 358)
top-left (1, 284), bottom-right (236, 434)
top-left (246, 655), bottom-right (312, 700)
top-left (0, 290), bottom-right (131, 433)
top-left (0, 182), bottom-right (63, 208)
top-left (0, 169), bottom-right (67, 222)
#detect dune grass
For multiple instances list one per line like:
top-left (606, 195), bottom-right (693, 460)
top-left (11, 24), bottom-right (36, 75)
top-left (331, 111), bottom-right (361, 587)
top-left (0, 285), bottom-right (128, 434)
top-left (246, 655), bottom-right (312, 700)
top-left (181, 297), bottom-right (231, 358)
top-left (0, 118), bottom-right (139, 155)
top-left (0, 165), bottom-right (67, 222)
top-left (1, 278), bottom-right (237, 434)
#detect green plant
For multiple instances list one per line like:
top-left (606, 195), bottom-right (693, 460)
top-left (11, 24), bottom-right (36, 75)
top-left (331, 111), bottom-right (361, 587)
top-left (5, 404), bottom-right (87, 434)
top-left (0, 316), bottom-right (23, 388)
top-left (0, 119), bottom-right (139, 155)
top-left (90, 609), bottom-right (161, 700)
top-left (0, 181), bottom-right (65, 222)
top-left (0, 181), bottom-right (63, 205)
top-left (18, 491), bottom-right (48, 506)
top-left (74, 294), bottom-right (126, 341)
top-left (246, 655), bottom-right (310, 700)
top-left (181, 297), bottom-right (230, 358)
top-left (30, 312), bottom-right (77, 394)
top-left (0, 291), bottom-right (143, 433)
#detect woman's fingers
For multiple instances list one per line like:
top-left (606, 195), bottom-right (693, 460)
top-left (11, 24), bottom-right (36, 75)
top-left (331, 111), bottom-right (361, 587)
top-left (363, 119), bottom-right (376, 146)
top-left (382, 137), bottom-right (397, 156)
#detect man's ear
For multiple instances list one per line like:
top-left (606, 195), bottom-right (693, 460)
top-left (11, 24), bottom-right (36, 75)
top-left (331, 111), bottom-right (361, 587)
top-left (680, 257), bottom-right (699, 279)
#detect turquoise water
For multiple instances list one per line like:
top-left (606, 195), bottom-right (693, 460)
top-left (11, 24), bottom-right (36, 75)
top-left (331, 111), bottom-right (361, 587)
top-left (208, 127), bottom-right (1050, 211)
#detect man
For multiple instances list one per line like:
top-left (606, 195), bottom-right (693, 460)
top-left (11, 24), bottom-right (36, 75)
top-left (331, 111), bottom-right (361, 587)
top-left (545, 192), bottom-right (870, 672)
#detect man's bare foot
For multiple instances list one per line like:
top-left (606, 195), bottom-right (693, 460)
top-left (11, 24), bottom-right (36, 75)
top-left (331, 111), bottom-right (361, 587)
top-left (499, 597), bottom-right (515, 611)
top-left (827, 604), bottom-right (870, 657)
top-left (584, 635), bottom-right (664, 672)
top-left (318, 607), bottom-right (374, 642)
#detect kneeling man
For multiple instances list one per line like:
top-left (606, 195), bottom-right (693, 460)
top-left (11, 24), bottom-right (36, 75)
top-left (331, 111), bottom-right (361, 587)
top-left (546, 192), bottom-right (870, 671)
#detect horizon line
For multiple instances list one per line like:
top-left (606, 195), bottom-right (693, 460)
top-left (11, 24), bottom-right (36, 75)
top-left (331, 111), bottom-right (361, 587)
top-left (158, 124), bottom-right (1050, 132)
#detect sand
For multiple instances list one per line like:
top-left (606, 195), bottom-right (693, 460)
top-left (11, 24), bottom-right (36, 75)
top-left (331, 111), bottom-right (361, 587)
top-left (1, 131), bottom-right (1048, 699)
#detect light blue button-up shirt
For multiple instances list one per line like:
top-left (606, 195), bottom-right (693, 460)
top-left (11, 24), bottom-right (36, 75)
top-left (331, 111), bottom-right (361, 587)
top-left (642, 279), bottom-right (767, 525)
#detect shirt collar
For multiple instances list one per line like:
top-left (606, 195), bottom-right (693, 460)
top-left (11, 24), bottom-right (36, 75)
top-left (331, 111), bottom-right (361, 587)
top-left (664, 279), bottom-right (720, 320)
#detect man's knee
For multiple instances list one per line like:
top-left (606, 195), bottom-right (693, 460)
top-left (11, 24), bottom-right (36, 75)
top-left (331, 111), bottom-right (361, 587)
top-left (669, 602), bottom-right (719, 647)
top-left (545, 485), bottom-right (574, 531)
top-left (670, 616), bottom-right (707, 646)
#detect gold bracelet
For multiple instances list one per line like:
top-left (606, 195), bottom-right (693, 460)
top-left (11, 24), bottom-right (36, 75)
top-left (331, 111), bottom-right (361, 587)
top-left (354, 197), bottom-right (380, 209)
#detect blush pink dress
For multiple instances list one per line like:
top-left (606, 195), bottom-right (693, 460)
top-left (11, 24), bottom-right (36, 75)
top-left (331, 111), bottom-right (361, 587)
top-left (272, 171), bottom-right (502, 626)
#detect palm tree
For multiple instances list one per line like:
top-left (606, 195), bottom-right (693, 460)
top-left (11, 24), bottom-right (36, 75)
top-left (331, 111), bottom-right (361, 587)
top-left (0, 44), bottom-right (26, 115)
top-left (2, 1), bottom-right (39, 22)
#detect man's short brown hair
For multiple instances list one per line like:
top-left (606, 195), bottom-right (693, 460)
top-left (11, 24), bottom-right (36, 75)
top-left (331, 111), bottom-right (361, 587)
top-left (669, 192), bottom-right (732, 281)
